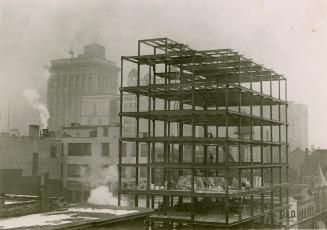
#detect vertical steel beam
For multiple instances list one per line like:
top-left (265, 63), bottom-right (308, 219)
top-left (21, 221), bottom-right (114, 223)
top-left (191, 54), bottom-right (196, 222)
top-left (224, 52), bottom-right (230, 224)
top-left (146, 63), bottom-right (152, 208)
top-left (285, 79), bottom-right (289, 227)
top-left (151, 47), bottom-right (157, 210)
top-left (118, 57), bottom-right (124, 206)
top-left (134, 40), bottom-right (141, 207)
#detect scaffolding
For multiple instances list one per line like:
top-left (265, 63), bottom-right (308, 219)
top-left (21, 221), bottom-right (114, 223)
top-left (119, 38), bottom-right (289, 229)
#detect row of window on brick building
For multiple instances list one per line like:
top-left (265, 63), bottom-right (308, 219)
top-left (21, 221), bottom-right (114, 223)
top-left (67, 143), bottom-right (110, 156)
top-left (66, 142), bottom-right (148, 157)
top-left (48, 74), bottom-right (116, 91)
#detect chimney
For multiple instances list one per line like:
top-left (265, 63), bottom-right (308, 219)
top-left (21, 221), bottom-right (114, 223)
top-left (29, 125), bottom-right (40, 139)
top-left (40, 129), bottom-right (49, 139)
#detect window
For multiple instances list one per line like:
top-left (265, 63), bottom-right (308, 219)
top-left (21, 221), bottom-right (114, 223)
top-left (121, 167), bottom-right (126, 178)
top-left (62, 78), bottom-right (67, 89)
top-left (66, 181), bottom-right (82, 189)
top-left (50, 146), bottom-right (57, 158)
top-left (67, 164), bottom-right (80, 177)
top-left (56, 78), bottom-right (61, 89)
top-left (131, 143), bottom-right (136, 157)
top-left (140, 144), bottom-right (148, 157)
top-left (67, 164), bottom-right (90, 177)
top-left (103, 127), bottom-right (108, 137)
top-left (93, 103), bottom-right (96, 115)
top-left (140, 167), bottom-right (147, 178)
top-left (102, 143), bottom-right (110, 157)
top-left (122, 143), bottom-right (127, 157)
top-left (131, 168), bottom-right (136, 177)
top-left (90, 130), bottom-right (97, 137)
top-left (68, 143), bottom-right (91, 156)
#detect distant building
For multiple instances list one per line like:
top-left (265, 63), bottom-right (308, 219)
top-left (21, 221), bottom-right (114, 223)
top-left (57, 124), bottom-right (119, 202)
top-left (287, 180), bottom-right (327, 229)
top-left (48, 43), bottom-right (120, 131)
top-left (0, 125), bottom-right (63, 196)
top-left (122, 94), bottom-right (148, 137)
top-left (288, 101), bottom-right (308, 151)
top-left (299, 149), bottom-right (327, 182)
top-left (122, 69), bottom-right (149, 137)
top-left (287, 189), bottom-right (315, 229)
top-left (81, 95), bottom-right (119, 126)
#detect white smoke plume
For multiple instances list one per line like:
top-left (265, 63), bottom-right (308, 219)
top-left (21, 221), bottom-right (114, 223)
top-left (87, 185), bottom-right (118, 206)
top-left (85, 165), bottom-right (129, 206)
top-left (22, 88), bottom-right (50, 129)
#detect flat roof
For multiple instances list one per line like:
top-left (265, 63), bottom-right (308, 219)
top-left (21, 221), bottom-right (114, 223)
top-left (0, 204), bottom-right (153, 230)
top-left (62, 124), bottom-right (119, 130)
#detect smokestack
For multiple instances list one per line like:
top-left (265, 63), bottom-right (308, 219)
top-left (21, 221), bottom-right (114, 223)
top-left (41, 129), bottom-right (49, 139)
top-left (29, 125), bottom-right (40, 139)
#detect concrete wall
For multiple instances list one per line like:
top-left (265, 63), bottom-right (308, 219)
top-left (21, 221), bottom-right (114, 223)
top-left (0, 137), bottom-right (62, 179)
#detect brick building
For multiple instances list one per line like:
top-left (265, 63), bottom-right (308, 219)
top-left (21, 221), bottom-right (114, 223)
top-left (47, 43), bottom-right (120, 131)
top-left (57, 124), bottom-right (119, 202)
top-left (0, 125), bottom-right (63, 196)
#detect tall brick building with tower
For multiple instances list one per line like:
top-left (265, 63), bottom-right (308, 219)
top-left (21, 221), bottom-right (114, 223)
top-left (47, 43), bottom-right (120, 131)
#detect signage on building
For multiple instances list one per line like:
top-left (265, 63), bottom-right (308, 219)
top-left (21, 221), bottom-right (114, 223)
top-left (279, 197), bottom-right (297, 226)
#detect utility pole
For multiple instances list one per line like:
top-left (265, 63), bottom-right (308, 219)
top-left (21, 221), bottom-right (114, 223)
top-left (7, 100), bottom-right (10, 132)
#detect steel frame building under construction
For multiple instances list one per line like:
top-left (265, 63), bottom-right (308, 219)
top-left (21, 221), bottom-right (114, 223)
top-left (118, 38), bottom-right (289, 229)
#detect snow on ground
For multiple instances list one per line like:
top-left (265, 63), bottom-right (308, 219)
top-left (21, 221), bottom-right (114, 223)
top-left (67, 207), bottom-right (139, 216)
top-left (4, 200), bottom-right (33, 205)
top-left (0, 212), bottom-right (98, 229)
top-left (5, 194), bottom-right (38, 198)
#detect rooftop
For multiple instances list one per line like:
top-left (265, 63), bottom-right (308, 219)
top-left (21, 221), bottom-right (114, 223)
top-left (0, 204), bottom-right (153, 230)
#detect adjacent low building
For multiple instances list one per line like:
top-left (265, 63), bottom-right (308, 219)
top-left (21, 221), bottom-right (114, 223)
top-left (0, 125), bottom-right (63, 196)
top-left (56, 123), bottom-right (119, 202)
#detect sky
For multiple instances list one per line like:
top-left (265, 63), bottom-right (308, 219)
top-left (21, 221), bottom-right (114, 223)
top-left (0, 0), bottom-right (326, 147)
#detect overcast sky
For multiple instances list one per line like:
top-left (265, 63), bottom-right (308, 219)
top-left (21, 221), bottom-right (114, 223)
top-left (0, 0), bottom-right (326, 147)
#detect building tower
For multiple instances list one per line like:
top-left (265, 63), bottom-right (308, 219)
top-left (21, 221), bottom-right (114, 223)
top-left (288, 101), bottom-right (308, 152)
top-left (119, 38), bottom-right (288, 229)
top-left (48, 43), bottom-right (120, 131)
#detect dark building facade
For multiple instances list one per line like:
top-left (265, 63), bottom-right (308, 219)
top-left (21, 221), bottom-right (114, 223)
top-left (0, 125), bottom-right (63, 196)
top-left (119, 38), bottom-right (288, 229)
top-left (48, 43), bottom-right (120, 131)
